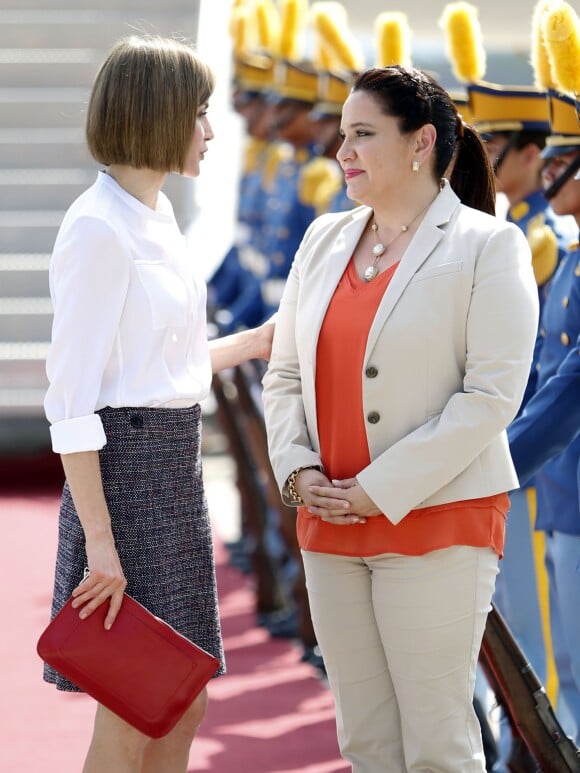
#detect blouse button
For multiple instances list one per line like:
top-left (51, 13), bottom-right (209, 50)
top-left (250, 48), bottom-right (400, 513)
top-left (130, 413), bottom-right (144, 429)
top-left (367, 411), bottom-right (380, 424)
top-left (365, 366), bottom-right (378, 378)
top-left (561, 332), bottom-right (570, 346)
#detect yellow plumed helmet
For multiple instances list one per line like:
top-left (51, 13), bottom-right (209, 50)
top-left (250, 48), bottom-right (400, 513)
top-left (255, 0), bottom-right (281, 56)
top-left (374, 12), bottom-right (412, 69)
top-left (531, 0), bottom-right (558, 89)
top-left (314, 40), bottom-right (337, 71)
top-left (279, 0), bottom-right (309, 62)
top-left (310, 2), bottom-right (364, 72)
top-left (230, 6), bottom-right (254, 56)
top-left (439, 2), bottom-right (486, 83)
top-left (542, 0), bottom-right (580, 96)
top-left (229, 0), bottom-right (252, 40)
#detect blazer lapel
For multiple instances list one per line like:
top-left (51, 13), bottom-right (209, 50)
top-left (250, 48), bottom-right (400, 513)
top-left (365, 183), bottom-right (460, 358)
top-left (307, 205), bottom-right (372, 347)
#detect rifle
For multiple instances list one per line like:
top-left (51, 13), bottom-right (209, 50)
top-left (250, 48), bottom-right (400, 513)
top-left (211, 371), bottom-right (289, 618)
top-left (479, 604), bottom-right (580, 772)
top-left (232, 362), bottom-right (319, 651)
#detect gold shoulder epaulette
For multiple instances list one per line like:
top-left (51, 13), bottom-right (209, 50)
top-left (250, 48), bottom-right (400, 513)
top-left (262, 142), bottom-right (293, 191)
top-left (526, 212), bottom-right (558, 286)
top-left (243, 138), bottom-right (268, 175)
top-left (510, 201), bottom-right (530, 221)
top-left (298, 157), bottom-right (342, 212)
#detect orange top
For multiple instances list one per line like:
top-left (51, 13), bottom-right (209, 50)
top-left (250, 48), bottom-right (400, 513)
top-left (297, 258), bottom-right (508, 557)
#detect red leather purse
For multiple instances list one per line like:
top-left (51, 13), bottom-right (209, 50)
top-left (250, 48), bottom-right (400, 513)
top-left (37, 593), bottom-right (220, 738)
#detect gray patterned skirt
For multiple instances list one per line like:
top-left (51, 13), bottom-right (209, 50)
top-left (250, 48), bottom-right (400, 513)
top-left (44, 404), bottom-right (225, 692)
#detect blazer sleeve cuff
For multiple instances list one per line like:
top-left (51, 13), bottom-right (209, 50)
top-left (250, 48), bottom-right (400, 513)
top-left (49, 414), bottom-right (107, 454)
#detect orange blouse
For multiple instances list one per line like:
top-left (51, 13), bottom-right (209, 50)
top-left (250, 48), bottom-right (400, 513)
top-left (297, 258), bottom-right (509, 557)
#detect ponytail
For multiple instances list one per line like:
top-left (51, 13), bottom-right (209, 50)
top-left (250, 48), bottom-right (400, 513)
top-left (450, 124), bottom-right (496, 215)
top-left (352, 66), bottom-right (496, 215)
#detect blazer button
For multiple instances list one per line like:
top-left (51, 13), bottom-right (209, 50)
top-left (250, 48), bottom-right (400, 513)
top-left (365, 366), bottom-right (378, 378)
top-left (562, 295), bottom-right (569, 308)
top-left (561, 332), bottom-right (570, 346)
top-left (130, 413), bottom-right (144, 429)
top-left (367, 411), bottom-right (380, 424)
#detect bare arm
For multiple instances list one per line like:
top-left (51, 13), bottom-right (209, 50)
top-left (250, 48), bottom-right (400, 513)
top-left (209, 317), bottom-right (274, 373)
top-left (60, 451), bottom-right (126, 629)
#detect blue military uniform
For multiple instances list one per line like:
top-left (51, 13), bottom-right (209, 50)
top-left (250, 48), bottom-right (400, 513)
top-left (208, 137), bottom-right (270, 313)
top-left (511, 240), bottom-right (580, 745)
top-left (215, 140), bottom-right (300, 332)
top-left (258, 144), bottom-right (318, 320)
top-left (466, 81), bottom-right (562, 706)
top-left (219, 142), bottom-right (317, 330)
top-left (507, 191), bottom-right (577, 408)
top-left (326, 179), bottom-right (354, 214)
top-left (527, 242), bottom-right (580, 532)
top-left (508, 88), bottom-right (580, 746)
top-left (509, 326), bottom-right (580, 486)
top-left (207, 51), bottom-right (276, 330)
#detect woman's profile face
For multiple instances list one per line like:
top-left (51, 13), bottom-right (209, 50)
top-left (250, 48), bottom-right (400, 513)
top-left (182, 102), bottom-right (214, 178)
top-left (336, 90), bottom-right (418, 205)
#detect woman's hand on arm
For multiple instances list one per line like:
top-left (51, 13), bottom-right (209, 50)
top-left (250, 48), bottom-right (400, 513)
top-left (60, 451), bottom-right (126, 630)
top-left (209, 316), bottom-right (275, 372)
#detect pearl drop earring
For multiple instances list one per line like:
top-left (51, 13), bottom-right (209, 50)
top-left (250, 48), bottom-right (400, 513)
top-left (412, 160), bottom-right (420, 173)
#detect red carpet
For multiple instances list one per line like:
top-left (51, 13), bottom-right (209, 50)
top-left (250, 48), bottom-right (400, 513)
top-left (0, 457), bottom-right (347, 773)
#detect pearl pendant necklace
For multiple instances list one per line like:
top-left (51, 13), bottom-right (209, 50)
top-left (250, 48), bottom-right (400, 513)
top-left (365, 222), bottom-right (409, 282)
top-left (364, 195), bottom-right (437, 282)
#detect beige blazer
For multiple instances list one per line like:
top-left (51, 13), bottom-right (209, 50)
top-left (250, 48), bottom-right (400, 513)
top-left (262, 183), bottom-right (539, 525)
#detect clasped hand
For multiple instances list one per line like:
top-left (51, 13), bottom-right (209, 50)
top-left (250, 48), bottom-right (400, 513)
top-left (295, 469), bottom-right (381, 525)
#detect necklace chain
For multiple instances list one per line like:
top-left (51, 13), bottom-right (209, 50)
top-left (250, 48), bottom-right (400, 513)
top-left (364, 197), bottom-right (435, 282)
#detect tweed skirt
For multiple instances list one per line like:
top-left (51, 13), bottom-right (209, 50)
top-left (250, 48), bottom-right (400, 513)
top-left (44, 404), bottom-right (225, 692)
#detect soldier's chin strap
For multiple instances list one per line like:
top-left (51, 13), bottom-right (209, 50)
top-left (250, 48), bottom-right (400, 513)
top-left (493, 132), bottom-right (522, 174)
top-left (544, 152), bottom-right (580, 200)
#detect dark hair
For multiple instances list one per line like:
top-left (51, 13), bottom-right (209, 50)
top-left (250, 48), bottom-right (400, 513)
top-left (352, 66), bottom-right (496, 215)
top-left (86, 35), bottom-right (214, 173)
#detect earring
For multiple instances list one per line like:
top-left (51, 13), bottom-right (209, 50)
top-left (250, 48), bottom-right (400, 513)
top-left (412, 160), bottom-right (420, 173)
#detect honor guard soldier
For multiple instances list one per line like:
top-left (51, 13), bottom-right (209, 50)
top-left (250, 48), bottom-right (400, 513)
top-left (208, 51), bottom-right (277, 326)
top-left (508, 0), bottom-right (580, 747)
top-left (509, 81), bottom-right (580, 748)
top-left (297, 3), bottom-right (363, 218)
top-left (468, 78), bottom-right (578, 770)
top-left (308, 70), bottom-right (355, 215)
top-left (440, 4), bottom-right (572, 768)
top-left (222, 0), bottom-right (323, 330)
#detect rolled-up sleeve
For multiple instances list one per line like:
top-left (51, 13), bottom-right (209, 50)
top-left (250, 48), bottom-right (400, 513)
top-left (44, 216), bottom-right (130, 453)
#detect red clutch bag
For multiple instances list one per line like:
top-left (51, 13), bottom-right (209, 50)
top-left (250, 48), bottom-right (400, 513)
top-left (37, 593), bottom-right (220, 738)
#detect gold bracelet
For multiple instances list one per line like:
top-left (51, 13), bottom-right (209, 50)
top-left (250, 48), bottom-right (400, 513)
top-left (286, 465), bottom-right (323, 504)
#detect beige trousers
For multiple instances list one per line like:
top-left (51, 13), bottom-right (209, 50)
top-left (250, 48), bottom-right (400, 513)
top-left (301, 545), bottom-right (499, 773)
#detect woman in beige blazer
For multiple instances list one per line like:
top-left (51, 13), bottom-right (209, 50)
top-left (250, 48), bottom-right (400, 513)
top-left (262, 66), bottom-right (539, 772)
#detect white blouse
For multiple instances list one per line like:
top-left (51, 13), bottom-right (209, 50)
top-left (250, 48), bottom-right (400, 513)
top-left (44, 171), bottom-right (212, 454)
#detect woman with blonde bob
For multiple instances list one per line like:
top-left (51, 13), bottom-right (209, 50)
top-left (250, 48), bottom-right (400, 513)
top-left (43, 35), bottom-right (272, 772)
top-left (262, 65), bottom-right (539, 771)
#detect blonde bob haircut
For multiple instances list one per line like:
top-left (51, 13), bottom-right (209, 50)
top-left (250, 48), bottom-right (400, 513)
top-left (86, 35), bottom-right (215, 173)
